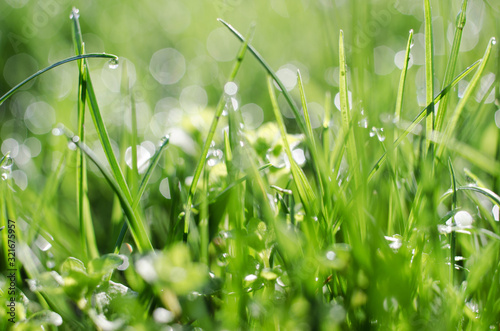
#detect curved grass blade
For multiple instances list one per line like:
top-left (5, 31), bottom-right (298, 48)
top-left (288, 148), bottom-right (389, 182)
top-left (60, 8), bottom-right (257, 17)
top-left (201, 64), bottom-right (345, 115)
top-left (368, 59), bottom-right (482, 181)
top-left (113, 136), bottom-right (170, 254)
top-left (436, 38), bottom-right (496, 160)
top-left (218, 19), bottom-right (309, 140)
top-left (0, 53), bottom-right (117, 106)
top-left (441, 185), bottom-right (500, 207)
top-left (60, 126), bottom-right (153, 253)
top-left (183, 23), bottom-right (255, 237)
top-left (435, 0), bottom-right (468, 133)
top-left (267, 76), bottom-right (317, 216)
top-left (448, 159), bottom-right (457, 284)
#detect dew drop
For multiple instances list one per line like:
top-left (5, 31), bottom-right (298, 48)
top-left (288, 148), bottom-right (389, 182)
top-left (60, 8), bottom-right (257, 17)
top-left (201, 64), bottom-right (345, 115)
top-left (69, 8), bottom-right (80, 19)
top-left (108, 57), bottom-right (119, 69)
top-left (72, 136), bottom-right (80, 143)
top-left (1, 156), bottom-right (14, 170)
top-left (358, 118), bottom-right (368, 128)
top-left (492, 37), bottom-right (497, 45)
top-left (52, 128), bottom-right (62, 136)
top-left (1, 173), bottom-right (8, 180)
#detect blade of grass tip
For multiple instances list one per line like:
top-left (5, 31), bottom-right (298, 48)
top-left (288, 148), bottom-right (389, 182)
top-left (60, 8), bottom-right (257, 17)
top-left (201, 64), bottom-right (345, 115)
top-left (435, 0), bottom-right (468, 133)
top-left (0, 53), bottom-right (117, 106)
top-left (113, 136), bottom-right (169, 254)
top-left (339, 30), bottom-right (359, 187)
top-left (436, 38), bottom-right (496, 161)
top-left (441, 185), bottom-right (500, 207)
top-left (297, 70), bottom-right (326, 200)
top-left (183, 23), bottom-right (255, 238)
top-left (218, 19), bottom-right (309, 140)
top-left (424, 0), bottom-right (435, 156)
top-left (71, 11), bottom-right (135, 208)
top-left (367, 59), bottom-right (482, 181)
top-left (448, 159), bottom-right (457, 285)
top-left (59, 126), bottom-right (153, 253)
top-left (395, 29), bottom-right (414, 126)
top-left (267, 76), bottom-right (317, 216)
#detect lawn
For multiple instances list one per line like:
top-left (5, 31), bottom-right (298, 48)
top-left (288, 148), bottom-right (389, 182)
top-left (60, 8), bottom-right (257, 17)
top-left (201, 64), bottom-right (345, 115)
top-left (0, 0), bottom-right (499, 330)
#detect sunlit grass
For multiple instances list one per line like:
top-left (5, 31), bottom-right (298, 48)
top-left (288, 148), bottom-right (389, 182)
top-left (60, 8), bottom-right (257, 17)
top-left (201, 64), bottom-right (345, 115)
top-left (0, 1), bottom-right (499, 330)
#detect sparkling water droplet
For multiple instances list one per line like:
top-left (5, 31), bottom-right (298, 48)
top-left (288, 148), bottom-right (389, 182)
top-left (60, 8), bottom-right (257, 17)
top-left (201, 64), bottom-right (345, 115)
top-left (1, 156), bottom-right (14, 170)
top-left (492, 38), bottom-right (497, 45)
top-left (358, 118), bottom-right (368, 128)
top-left (52, 128), bottom-right (62, 136)
top-left (224, 82), bottom-right (238, 96)
top-left (1, 173), bottom-right (8, 180)
top-left (369, 127), bottom-right (377, 137)
top-left (71, 136), bottom-right (80, 143)
top-left (69, 8), bottom-right (80, 19)
top-left (68, 142), bottom-right (77, 150)
top-left (108, 57), bottom-right (119, 69)
top-left (377, 128), bottom-right (385, 142)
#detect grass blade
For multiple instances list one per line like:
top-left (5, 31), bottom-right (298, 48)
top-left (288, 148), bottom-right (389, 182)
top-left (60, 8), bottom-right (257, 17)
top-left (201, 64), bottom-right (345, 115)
top-left (448, 159), bottom-right (457, 285)
top-left (368, 59), bottom-right (482, 181)
top-left (218, 19), bottom-right (309, 140)
top-left (60, 126), bottom-right (153, 253)
top-left (267, 76), bottom-right (317, 216)
top-left (0, 53), bottom-right (117, 106)
top-left (72, 15), bottom-right (99, 260)
top-left (436, 38), bottom-right (496, 160)
top-left (424, 0), bottom-right (435, 155)
top-left (435, 0), bottom-right (468, 133)
top-left (183, 23), bottom-right (255, 237)
top-left (114, 136), bottom-right (170, 254)
top-left (339, 30), bottom-right (359, 187)
top-left (395, 30), bottom-right (414, 125)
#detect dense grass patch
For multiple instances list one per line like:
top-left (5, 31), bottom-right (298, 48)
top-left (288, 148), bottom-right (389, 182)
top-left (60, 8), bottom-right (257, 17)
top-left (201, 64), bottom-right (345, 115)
top-left (0, 1), bottom-right (499, 330)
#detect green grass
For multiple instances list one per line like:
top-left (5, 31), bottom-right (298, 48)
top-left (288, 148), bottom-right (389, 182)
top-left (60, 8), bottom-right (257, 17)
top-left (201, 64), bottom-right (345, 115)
top-left (0, 1), bottom-right (499, 330)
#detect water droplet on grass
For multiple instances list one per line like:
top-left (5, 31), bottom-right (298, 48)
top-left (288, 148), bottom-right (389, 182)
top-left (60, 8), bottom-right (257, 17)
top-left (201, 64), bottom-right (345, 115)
top-left (69, 8), bottom-right (80, 19)
top-left (1, 155), bottom-right (13, 170)
top-left (108, 58), bottom-right (119, 69)
top-left (492, 37), bottom-right (497, 45)
top-left (224, 82), bottom-right (238, 96)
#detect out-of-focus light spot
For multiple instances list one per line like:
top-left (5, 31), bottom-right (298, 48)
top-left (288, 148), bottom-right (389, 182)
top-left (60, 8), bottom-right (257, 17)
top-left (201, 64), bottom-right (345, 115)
top-left (495, 110), bottom-right (500, 129)
top-left (24, 137), bottom-right (42, 158)
top-left (493, 205), bottom-right (499, 222)
top-left (207, 27), bottom-right (239, 62)
top-left (1, 138), bottom-right (19, 158)
top-left (394, 50), bottom-right (414, 70)
top-left (241, 103), bottom-right (264, 130)
top-left (153, 307), bottom-right (174, 324)
top-left (5, 0), bottom-right (28, 8)
top-left (149, 48), bottom-right (186, 85)
top-left (274, 64), bottom-right (298, 91)
top-left (24, 101), bottom-right (56, 135)
top-left (4, 54), bottom-right (38, 88)
top-left (476, 73), bottom-right (496, 104)
top-left (125, 145), bottom-right (152, 173)
top-left (180, 85), bottom-right (208, 113)
top-left (224, 82), bottom-right (238, 96)
top-left (304, 102), bottom-right (324, 129)
top-left (159, 177), bottom-right (171, 199)
top-left (292, 148), bottom-right (306, 166)
top-left (374, 46), bottom-right (396, 76)
top-left (334, 91), bottom-right (352, 111)
top-left (326, 251), bottom-right (336, 261)
top-left (12, 170), bottom-right (28, 191)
